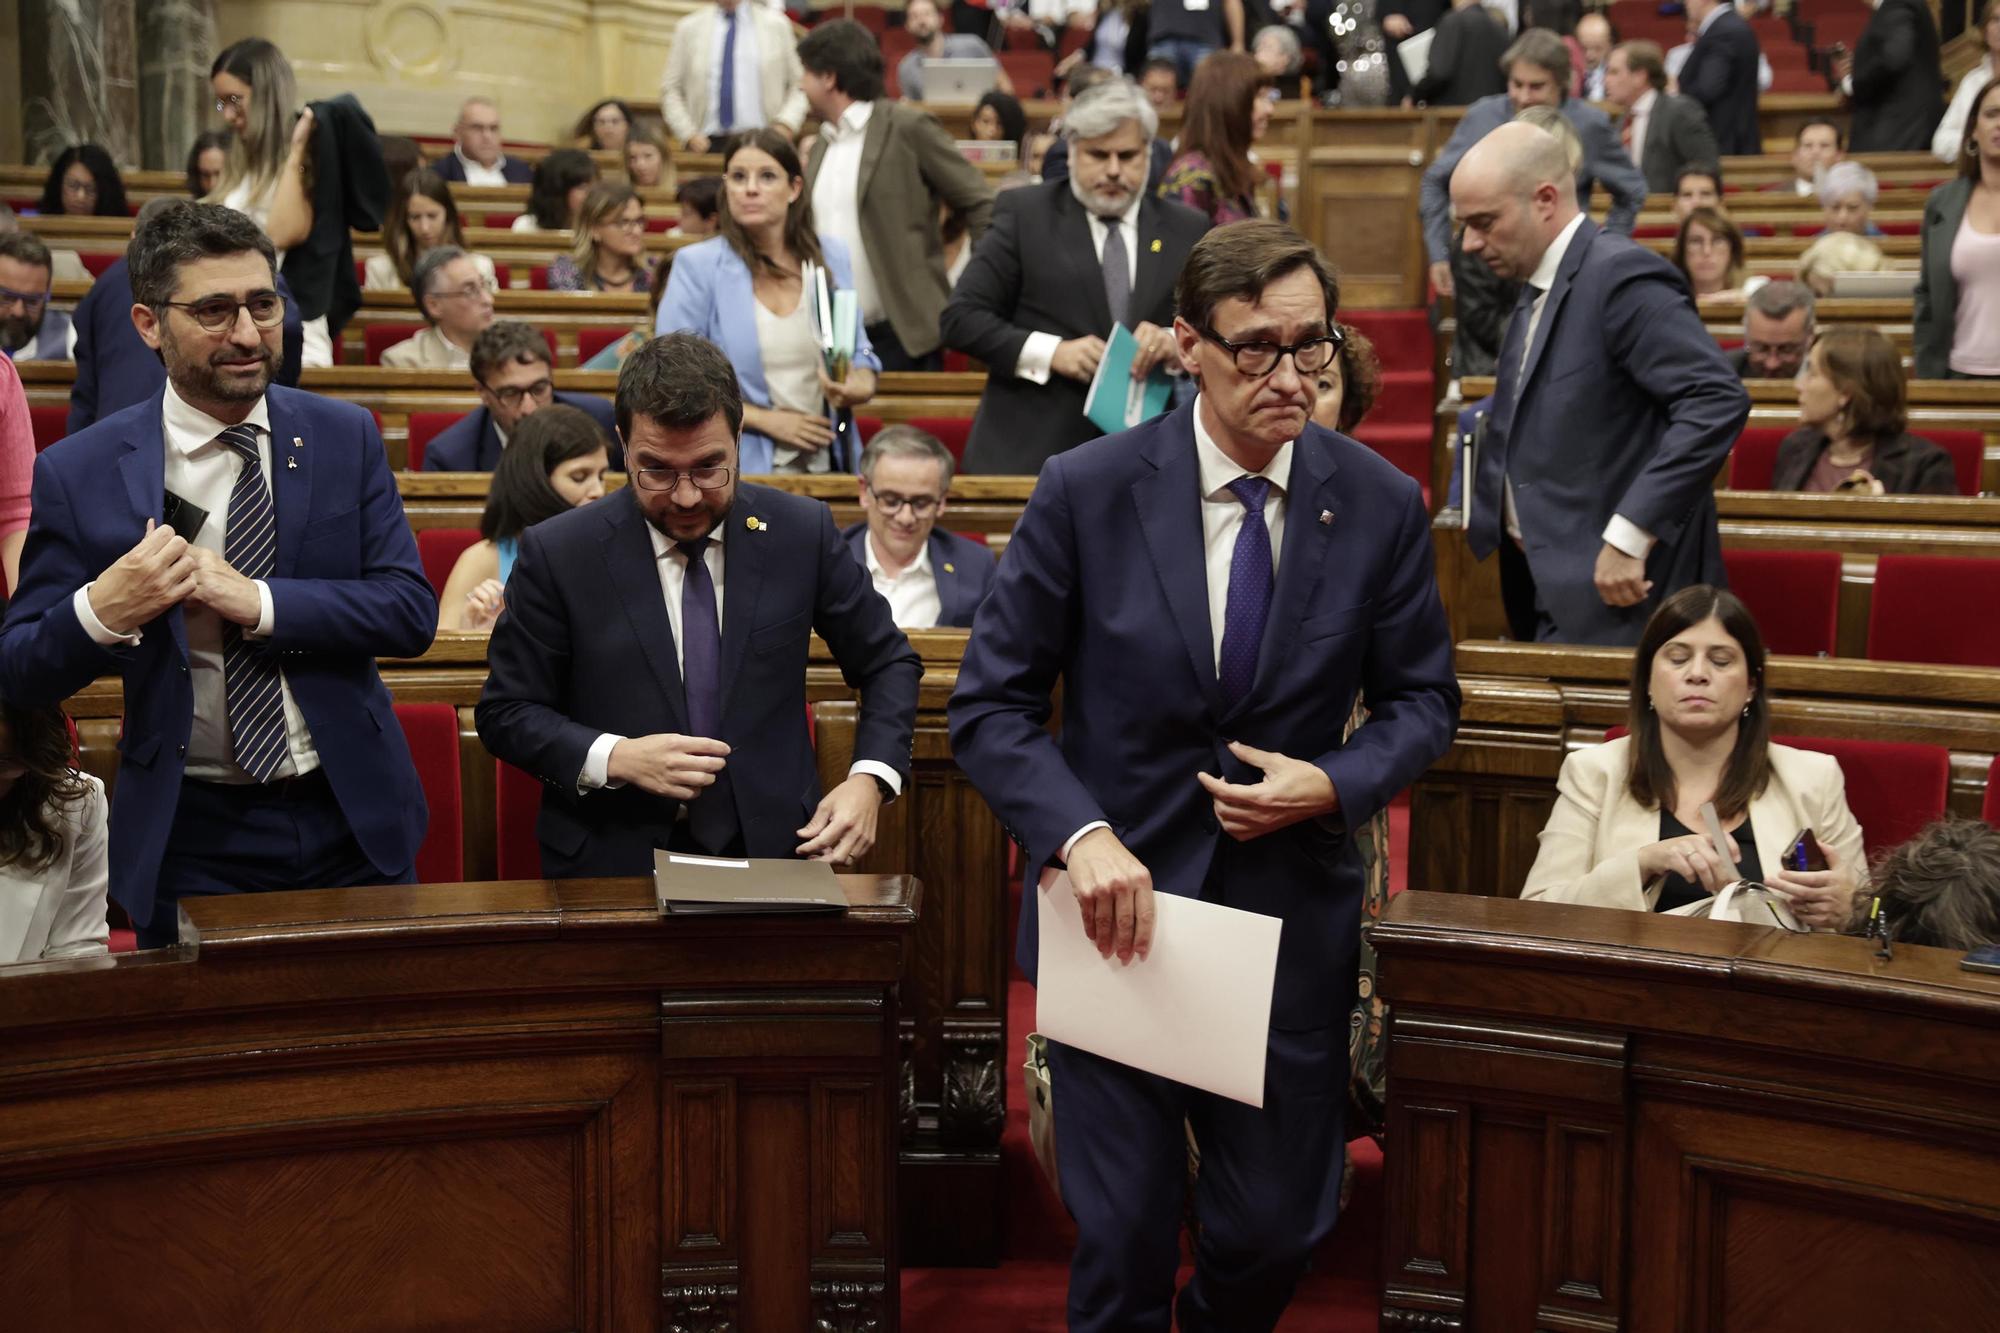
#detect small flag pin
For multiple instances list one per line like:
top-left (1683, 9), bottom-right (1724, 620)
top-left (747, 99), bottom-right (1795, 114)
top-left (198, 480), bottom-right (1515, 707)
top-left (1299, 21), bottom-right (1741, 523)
top-left (1318, 509), bottom-right (1333, 525)
top-left (291, 436), bottom-right (304, 449)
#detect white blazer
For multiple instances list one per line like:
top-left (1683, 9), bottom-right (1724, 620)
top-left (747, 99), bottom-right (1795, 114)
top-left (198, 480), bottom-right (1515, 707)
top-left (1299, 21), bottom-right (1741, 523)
top-left (0, 774), bottom-right (110, 964)
top-left (1521, 737), bottom-right (1865, 913)
top-left (659, 4), bottom-right (809, 145)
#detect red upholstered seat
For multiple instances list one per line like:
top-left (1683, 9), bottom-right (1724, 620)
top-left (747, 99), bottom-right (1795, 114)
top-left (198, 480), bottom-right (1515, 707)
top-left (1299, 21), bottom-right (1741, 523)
top-left (364, 324), bottom-right (418, 365)
top-left (1866, 555), bottom-right (2000, 667)
top-left (1722, 549), bottom-right (1841, 657)
top-left (998, 50), bottom-right (1055, 97)
top-left (496, 760), bottom-right (542, 880)
top-left (484, 212), bottom-right (522, 231)
top-left (416, 527), bottom-right (481, 599)
top-left (491, 263), bottom-right (511, 289)
top-left (78, 253), bottom-right (119, 277)
top-left (855, 415), bottom-right (884, 446)
top-left (529, 265), bottom-right (550, 290)
top-left (1727, 426), bottom-right (1793, 489)
top-left (907, 416), bottom-right (973, 463)
top-left (406, 410), bottom-right (467, 471)
top-left (28, 406), bottom-right (66, 452)
top-left (394, 702), bottom-right (464, 884)
top-left (1370, 370), bottom-right (1434, 424)
top-left (578, 326), bottom-right (631, 365)
top-left (941, 349), bottom-right (979, 374)
top-left (1338, 309), bottom-right (1431, 375)
top-left (1985, 754), bottom-right (2000, 828)
top-left (1774, 734), bottom-right (1949, 858)
top-left (1918, 429), bottom-right (1984, 496)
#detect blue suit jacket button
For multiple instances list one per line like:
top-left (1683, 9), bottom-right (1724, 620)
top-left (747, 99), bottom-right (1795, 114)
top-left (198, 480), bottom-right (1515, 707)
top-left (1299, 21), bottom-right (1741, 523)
top-left (176, 744), bottom-right (187, 758)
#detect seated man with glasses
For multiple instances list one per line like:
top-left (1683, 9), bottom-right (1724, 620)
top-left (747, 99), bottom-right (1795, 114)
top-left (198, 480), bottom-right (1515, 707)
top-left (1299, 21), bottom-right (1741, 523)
top-left (841, 425), bottom-right (996, 629)
top-left (1728, 280), bottom-right (1816, 381)
top-left (422, 319), bottom-right (620, 472)
top-left (381, 246), bottom-right (495, 372)
top-left (478, 332), bottom-right (922, 871)
top-left (0, 233), bottom-right (75, 363)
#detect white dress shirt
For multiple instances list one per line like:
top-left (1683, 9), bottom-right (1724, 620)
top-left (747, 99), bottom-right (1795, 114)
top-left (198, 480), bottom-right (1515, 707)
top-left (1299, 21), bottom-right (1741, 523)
top-left (73, 382), bottom-right (320, 782)
top-left (1017, 190), bottom-right (1143, 384)
top-left (454, 146), bottom-right (510, 187)
top-left (864, 530), bottom-right (942, 629)
top-left (1061, 398), bottom-right (1291, 859)
top-left (813, 102), bottom-right (884, 326)
top-left (704, 2), bottom-right (767, 137)
top-left (579, 522), bottom-right (902, 798)
top-left (1624, 90), bottom-right (1657, 172)
top-left (0, 775), bottom-right (109, 963)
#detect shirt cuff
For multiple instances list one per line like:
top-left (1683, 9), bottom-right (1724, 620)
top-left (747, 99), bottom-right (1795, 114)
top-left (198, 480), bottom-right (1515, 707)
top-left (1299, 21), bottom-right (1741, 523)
top-left (248, 579), bottom-right (275, 638)
top-left (580, 732), bottom-right (625, 791)
top-left (1061, 821), bottom-right (1111, 862)
top-left (1016, 332), bottom-right (1061, 385)
top-left (1840, 74), bottom-right (1853, 95)
top-left (849, 760), bottom-right (902, 800)
top-left (73, 584), bottom-right (141, 647)
top-left (1602, 515), bottom-right (1657, 561)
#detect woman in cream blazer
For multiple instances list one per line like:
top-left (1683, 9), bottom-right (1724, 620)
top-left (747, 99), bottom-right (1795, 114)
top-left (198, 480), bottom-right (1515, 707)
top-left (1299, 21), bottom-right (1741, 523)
top-left (0, 773), bottom-right (109, 964)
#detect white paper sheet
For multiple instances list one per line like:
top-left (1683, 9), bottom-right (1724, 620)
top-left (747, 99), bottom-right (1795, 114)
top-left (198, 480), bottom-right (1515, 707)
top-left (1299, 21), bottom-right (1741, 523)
top-left (1396, 27), bottom-right (1436, 85)
top-left (1035, 869), bottom-right (1281, 1107)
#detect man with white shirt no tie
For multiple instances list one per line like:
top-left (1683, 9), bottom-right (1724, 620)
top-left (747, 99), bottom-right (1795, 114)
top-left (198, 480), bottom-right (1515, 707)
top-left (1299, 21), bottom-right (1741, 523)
top-left (842, 425), bottom-right (996, 628)
top-left (430, 98), bottom-right (534, 186)
top-left (0, 202), bottom-right (436, 947)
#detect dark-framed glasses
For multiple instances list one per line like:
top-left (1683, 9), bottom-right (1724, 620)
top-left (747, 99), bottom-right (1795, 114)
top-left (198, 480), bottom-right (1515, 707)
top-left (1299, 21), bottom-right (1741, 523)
top-left (1198, 325), bottom-right (1343, 377)
top-left (481, 377), bottom-right (554, 408)
top-left (867, 490), bottom-right (941, 517)
top-left (633, 465), bottom-right (734, 492)
top-left (0, 286), bottom-right (49, 312)
top-left (1745, 338), bottom-right (1811, 360)
top-left (162, 292), bottom-right (286, 333)
top-left (435, 277), bottom-right (499, 302)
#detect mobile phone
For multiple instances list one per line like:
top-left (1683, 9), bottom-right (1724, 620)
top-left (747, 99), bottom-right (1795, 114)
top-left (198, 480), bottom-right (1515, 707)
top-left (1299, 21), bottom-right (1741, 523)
top-left (1962, 944), bottom-right (2000, 976)
top-left (1782, 828), bottom-right (1828, 873)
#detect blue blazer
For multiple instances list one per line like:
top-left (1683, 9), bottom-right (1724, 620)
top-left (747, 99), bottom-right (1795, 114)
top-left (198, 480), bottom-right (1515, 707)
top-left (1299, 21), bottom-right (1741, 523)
top-left (67, 259), bottom-right (304, 435)
top-left (419, 392), bottom-right (621, 472)
top-left (429, 152), bottom-right (536, 186)
top-left (654, 235), bottom-right (882, 474)
top-left (840, 521), bottom-right (997, 628)
top-left (947, 402), bottom-right (1460, 1029)
top-left (1677, 7), bottom-right (1763, 157)
top-left (475, 484), bottom-right (924, 877)
top-left (0, 386), bottom-right (439, 927)
top-left (1470, 218), bottom-right (1749, 644)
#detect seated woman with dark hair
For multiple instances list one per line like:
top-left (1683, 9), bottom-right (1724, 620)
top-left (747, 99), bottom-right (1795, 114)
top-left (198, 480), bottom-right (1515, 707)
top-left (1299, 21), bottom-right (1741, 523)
top-left (437, 405), bottom-right (611, 632)
top-left (39, 144), bottom-right (128, 218)
top-left (1523, 585), bottom-right (1864, 929)
top-left (1854, 818), bottom-right (2000, 952)
top-left (513, 149), bottom-right (600, 233)
top-left (1309, 322), bottom-right (1381, 435)
top-left (365, 168), bottom-right (496, 291)
top-left (970, 91), bottom-right (1029, 159)
top-left (0, 702), bottom-right (108, 964)
top-left (184, 130), bottom-right (231, 199)
top-left (1673, 206), bottom-right (1767, 305)
top-left (1779, 326), bottom-right (1958, 494)
top-left (577, 99), bottom-right (632, 154)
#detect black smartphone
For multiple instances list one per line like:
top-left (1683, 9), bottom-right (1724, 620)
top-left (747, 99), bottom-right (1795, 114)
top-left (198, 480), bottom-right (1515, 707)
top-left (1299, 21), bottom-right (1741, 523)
top-left (1962, 945), bottom-right (2000, 976)
top-left (1782, 828), bottom-right (1828, 873)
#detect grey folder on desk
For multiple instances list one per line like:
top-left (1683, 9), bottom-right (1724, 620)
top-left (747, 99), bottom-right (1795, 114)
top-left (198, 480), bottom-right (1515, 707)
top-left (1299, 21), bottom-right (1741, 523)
top-left (653, 851), bottom-right (846, 915)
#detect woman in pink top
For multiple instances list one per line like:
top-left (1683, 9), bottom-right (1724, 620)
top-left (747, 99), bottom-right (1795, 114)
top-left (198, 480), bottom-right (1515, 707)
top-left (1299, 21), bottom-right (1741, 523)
top-left (1915, 79), bottom-right (2000, 380)
top-left (0, 353), bottom-right (36, 594)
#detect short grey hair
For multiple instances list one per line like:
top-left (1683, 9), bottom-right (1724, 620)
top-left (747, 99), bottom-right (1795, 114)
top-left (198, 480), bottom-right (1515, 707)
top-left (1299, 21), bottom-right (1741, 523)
top-left (1818, 160), bottom-right (1878, 206)
top-left (412, 244), bottom-right (470, 322)
top-left (861, 424), bottom-right (956, 491)
top-left (1063, 78), bottom-right (1159, 144)
top-left (1743, 280), bottom-right (1817, 334)
top-left (1252, 25), bottom-right (1303, 74)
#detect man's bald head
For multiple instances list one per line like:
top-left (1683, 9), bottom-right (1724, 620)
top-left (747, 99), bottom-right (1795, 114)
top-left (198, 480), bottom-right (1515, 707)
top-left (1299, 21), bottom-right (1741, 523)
top-left (1451, 123), bottom-right (1580, 282)
top-left (1576, 14), bottom-right (1613, 69)
top-left (456, 97), bottom-right (504, 168)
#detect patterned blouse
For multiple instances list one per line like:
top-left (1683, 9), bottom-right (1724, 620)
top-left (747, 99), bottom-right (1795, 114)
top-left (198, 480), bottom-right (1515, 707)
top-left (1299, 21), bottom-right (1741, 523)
top-left (1158, 150), bottom-right (1259, 228)
top-left (547, 254), bottom-right (654, 294)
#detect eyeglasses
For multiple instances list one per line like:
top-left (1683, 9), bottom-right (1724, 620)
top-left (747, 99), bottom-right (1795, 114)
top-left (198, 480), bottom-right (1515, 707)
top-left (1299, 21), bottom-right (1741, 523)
top-left (160, 292), bottom-right (286, 333)
top-left (0, 286), bottom-right (49, 312)
top-left (606, 214), bottom-right (648, 232)
top-left (1745, 338), bottom-right (1810, 359)
top-left (1684, 235), bottom-right (1727, 253)
top-left (867, 489), bottom-right (941, 517)
top-left (633, 465), bottom-right (734, 492)
top-left (60, 178), bottom-right (96, 197)
top-left (480, 377), bottom-right (553, 408)
top-left (1197, 325), bottom-right (1343, 377)
top-left (433, 278), bottom-right (498, 302)
top-left (214, 93), bottom-right (245, 114)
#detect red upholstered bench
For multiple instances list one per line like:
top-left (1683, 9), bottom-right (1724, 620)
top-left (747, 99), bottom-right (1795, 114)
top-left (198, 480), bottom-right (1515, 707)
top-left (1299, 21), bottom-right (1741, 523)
top-left (496, 760), bottom-right (542, 881)
top-left (905, 416), bottom-right (973, 464)
top-left (1774, 734), bottom-right (1949, 859)
top-left (1727, 427), bottom-right (1793, 489)
top-left (394, 702), bottom-right (464, 884)
top-left (416, 528), bottom-right (481, 599)
top-left (28, 405), bottom-right (66, 452)
top-left (364, 324), bottom-right (417, 365)
top-left (578, 325), bottom-right (632, 365)
top-left (1721, 549), bottom-right (1841, 658)
top-left (407, 410), bottom-right (468, 471)
top-left (1867, 555), bottom-right (2000, 667)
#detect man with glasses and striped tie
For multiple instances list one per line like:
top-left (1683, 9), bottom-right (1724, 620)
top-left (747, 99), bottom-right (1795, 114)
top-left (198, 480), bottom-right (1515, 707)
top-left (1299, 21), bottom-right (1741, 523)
top-left (0, 201), bottom-right (437, 948)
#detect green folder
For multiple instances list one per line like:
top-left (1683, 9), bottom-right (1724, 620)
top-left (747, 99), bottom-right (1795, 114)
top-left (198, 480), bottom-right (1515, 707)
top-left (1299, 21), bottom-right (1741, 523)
top-left (1083, 323), bottom-right (1174, 435)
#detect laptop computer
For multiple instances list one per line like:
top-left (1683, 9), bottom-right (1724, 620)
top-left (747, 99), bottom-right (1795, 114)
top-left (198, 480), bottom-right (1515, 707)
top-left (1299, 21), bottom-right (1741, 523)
top-left (1830, 270), bottom-right (1919, 299)
top-left (925, 57), bottom-right (1001, 105)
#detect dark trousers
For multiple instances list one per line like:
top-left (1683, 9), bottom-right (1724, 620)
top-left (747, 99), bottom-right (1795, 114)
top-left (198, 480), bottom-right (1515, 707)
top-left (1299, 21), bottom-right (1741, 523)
top-left (1498, 538), bottom-right (1558, 642)
top-left (136, 770), bottom-right (411, 948)
top-left (1045, 1019), bottom-right (1348, 1331)
top-left (866, 320), bottom-right (942, 373)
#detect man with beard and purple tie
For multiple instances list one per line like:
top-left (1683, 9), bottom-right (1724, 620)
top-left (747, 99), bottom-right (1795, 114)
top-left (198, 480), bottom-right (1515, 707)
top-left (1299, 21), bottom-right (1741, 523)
top-left (0, 201), bottom-right (436, 947)
top-left (476, 332), bottom-right (921, 874)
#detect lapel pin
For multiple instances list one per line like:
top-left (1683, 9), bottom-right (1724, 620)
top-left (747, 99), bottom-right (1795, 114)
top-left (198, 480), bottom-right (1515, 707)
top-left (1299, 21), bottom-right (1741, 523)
top-left (291, 436), bottom-right (303, 450)
top-left (943, 562), bottom-right (956, 573)
top-left (1318, 509), bottom-right (1333, 525)
top-left (1149, 238), bottom-right (1162, 253)
top-left (745, 515), bottom-right (765, 532)
top-left (286, 456), bottom-right (299, 470)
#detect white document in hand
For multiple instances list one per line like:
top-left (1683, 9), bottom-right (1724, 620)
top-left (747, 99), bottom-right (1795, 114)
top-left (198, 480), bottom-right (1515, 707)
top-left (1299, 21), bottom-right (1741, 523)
top-left (1035, 869), bottom-right (1282, 1107)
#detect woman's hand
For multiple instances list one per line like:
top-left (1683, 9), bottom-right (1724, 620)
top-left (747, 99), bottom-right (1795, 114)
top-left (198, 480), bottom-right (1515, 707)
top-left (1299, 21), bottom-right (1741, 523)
top-left (1638, 831), bottom-right (1741, 898)
top-left (758, 408), bottom-right (836, 452)
top-left (1837, 468), bottom-right (1886, 496)
top-left (462, 578), bottom-right (506, 632)
top-left (1765, 838), bottom-right (1861, 931)
top-left (818, 365), bottom-right (877, 411)
top-left (289, 106), bottom-right (316, 155)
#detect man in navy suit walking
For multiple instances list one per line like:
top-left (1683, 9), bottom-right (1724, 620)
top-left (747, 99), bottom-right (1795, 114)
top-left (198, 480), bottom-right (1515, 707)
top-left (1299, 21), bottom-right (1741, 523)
top-left (1676, 0), bottom-right (1763, 157)
top-left (1455, 122), bottom-right (1748, 645)
top-left (842, 425), bottom-right (995, 629)
top-left (0, 203), bottom-right (437, 947)
top-left (949, 222), bottom-right (1460, 1330)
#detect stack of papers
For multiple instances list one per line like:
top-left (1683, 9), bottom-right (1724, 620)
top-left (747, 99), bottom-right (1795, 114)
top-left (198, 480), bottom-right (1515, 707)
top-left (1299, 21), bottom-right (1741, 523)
top-left (653, 851), bottom-right (846, 915)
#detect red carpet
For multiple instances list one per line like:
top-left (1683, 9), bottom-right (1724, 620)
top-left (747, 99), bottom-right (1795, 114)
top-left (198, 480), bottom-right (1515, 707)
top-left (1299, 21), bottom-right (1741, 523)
top-left (901, 796), bottom-right (1409, 1328)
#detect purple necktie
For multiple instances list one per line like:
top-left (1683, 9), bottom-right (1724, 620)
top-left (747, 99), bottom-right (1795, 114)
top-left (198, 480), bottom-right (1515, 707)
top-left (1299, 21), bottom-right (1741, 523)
top-left (718, 9), bottom-right (738, 132)
top-left (678, 538), bottom-right (738, 852)
top-left (1218, 477), bottom-right (1273, 707)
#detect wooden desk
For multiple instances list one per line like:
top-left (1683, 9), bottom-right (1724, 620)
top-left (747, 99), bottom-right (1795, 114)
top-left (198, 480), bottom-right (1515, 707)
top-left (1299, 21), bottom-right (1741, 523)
top-left (1375, 890), bottom-right (2000, 1332)
top-left (0, 874), bottom-right (918, 1331)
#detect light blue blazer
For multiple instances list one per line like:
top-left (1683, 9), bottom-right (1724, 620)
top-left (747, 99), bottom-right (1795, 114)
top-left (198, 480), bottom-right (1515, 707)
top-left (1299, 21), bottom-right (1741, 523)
top-left (655, 234), bottom-right (881, 474)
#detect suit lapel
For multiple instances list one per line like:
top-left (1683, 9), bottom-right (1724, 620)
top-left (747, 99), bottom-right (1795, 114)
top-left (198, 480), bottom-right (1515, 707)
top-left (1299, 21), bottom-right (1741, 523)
top-left (855, 104), bottom-right (889, 210)
top-left (718, 490), bottom-right (766, 717)
top-left (1131, 407), bottom-right (1224, 716)
top-left (1515, 217), bottom-right (1598, 400)
top-left (1128, 198), bottom-right (1173, 327)
top-left (928, 530), bottom-right (967, 623)
top-left (266, 390), bottom-right (314, 578)
top-left (117, 390), bottom-right (188, 661)
top-left (1234, 434), bottom-right (1337, 715)
top-left (480, 411), bottom-right (505, 471)
top-left (1057, 191), bottom-right (1114, 335)
top-left (599, 489), bottom-right (688, 732)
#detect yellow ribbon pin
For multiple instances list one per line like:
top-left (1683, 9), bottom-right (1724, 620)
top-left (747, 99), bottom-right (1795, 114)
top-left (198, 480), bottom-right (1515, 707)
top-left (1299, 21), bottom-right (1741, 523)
top-left (944, 562), bottom-right (956, 573)
top-left (746, 516), bottom-right (763, 531)
top-left (1149, 238), bottom-right (1162, 253)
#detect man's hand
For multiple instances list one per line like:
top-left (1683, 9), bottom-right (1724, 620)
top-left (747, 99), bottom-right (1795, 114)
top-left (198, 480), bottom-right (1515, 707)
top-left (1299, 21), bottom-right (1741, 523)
top-left (797, 773), bottom-right (881, 863)
top-left (1051, 336), bottom-right (1106, 383)
top-left (87, 520), bottom-right (196, 635)
top-left (1832, 53), bottom-right (1854, 84)
top-left (1383, 14), bottom-right (1415, 37)
top-left (1428, 260), bottom-right (1454, 300)
top-left (1593, 542), bottom-right (1653, 608)
top-left (1196, 741), bottom-right (1339, 841)
top-left (606, 734), bottom-right (729, 800)
top-left (1067, 827), bottom-right (1155, 964)
top-left (185, 547), bottom-right (264, 627)
top-left (1129, 322), bottom-right (1178, 379)
top-left (688, 134), bottom-right (712, 154)
top-left (289, 106), bottom-right (316, 154)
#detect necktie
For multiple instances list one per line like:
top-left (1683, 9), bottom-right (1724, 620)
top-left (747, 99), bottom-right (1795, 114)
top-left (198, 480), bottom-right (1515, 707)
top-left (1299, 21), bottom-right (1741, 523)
top-left (677, 538), bottom-right (739, 852)
top-left (1619, 115), bottom-right (1633, 151)
top-left (718, 9), bottom-right (738, 133)
top-left (1469, 288), bottom-right (1536, 560)
top-left (1217, 477), bottom-right (1273, 708)
top-left (216, 424), bottom-right (288, 782)
top-left (1100, 221), bottom-right (1131, 329)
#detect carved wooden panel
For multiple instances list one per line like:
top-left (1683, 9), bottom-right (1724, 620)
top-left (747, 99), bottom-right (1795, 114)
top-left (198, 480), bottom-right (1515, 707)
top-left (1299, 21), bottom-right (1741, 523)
top-left (664, 1079), bottom-right (736, 1255)
top-left (1409, 776), bottom-right (1558, 897)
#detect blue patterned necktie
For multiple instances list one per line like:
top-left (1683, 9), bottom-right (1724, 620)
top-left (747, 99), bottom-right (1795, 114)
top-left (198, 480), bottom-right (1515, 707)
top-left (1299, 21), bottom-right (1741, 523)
top-left (677, 538), bottom-right (739, 852)
top-left (718, 9), bottom-right (738, 132)
top-left (216, 424), bottom-right (288, 781)
top-left (1217, 476), bottom-right (1274, 708)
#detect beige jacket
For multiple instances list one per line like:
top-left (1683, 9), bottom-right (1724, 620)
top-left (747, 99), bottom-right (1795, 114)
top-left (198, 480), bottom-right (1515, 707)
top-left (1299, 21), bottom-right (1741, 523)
top-left (659, 4), bottom-right (808, 144)
top-left (1521, 736), bottom-right (1865, 912)
top-left (380, 325), bottom-right (472, 372)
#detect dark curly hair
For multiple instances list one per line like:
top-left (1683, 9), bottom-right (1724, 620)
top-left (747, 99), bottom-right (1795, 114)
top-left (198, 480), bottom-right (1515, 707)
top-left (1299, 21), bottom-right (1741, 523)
top-left (1856, 817), bottom-right (2000, 952)
top-left (525, 149), bottom-right (600, 230)
top-left (1322, 322), bottom-right (1382, 434)
top-left (0, 704), bottom-right (90, 873)
top-left (40, 143), bottom-right (128, 218)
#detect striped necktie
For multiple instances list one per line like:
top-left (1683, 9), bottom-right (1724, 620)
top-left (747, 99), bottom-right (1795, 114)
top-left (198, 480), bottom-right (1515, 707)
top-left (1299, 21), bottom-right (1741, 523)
top-left (216, 424), bottom-right (289, 782)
